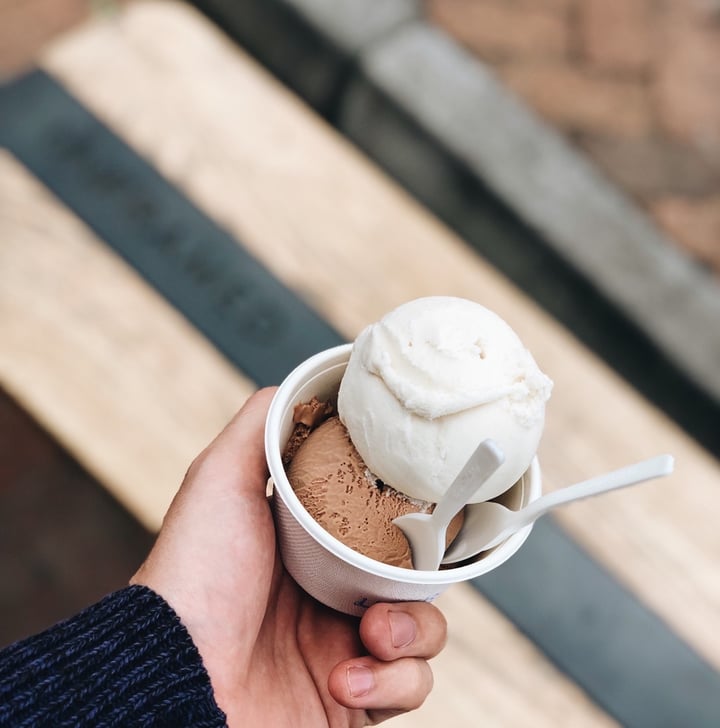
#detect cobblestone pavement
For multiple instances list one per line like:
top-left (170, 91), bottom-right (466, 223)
top-left (427, 0), bottom-right (720, 276)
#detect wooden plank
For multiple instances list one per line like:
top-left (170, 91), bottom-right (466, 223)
top-left (11, 75), bottom-right (718, 725)
top-left (38, 0), bottom-right (720, 673)
top-left (0, 0), bottom-right (94, 78)
top-left (0, 151), bottom-right (255, 531)
top-left (0, 15), bottom-right (627, 728)
top-left (0, 149), bottom-right (617, 728)
top-left (3, 1), bottom-right (719, 723)
top-left (0, 386), bottom-right (155, 644)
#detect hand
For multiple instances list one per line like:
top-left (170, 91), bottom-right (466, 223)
top-left (131, 388), bottom-right (447, 727)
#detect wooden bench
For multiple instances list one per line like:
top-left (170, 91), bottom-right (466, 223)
top-left (2, 2), bottom-right (719, 725)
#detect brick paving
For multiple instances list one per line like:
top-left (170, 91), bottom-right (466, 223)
top-left (427, 0), bottom-right (720, 276)
top-left (0, 0), bottom-right (717, 654)
top-left (0, 0), bottom-right (124, 79)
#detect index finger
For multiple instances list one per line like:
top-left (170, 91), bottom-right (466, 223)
top-left (359, 601), bottom-right (448, 662)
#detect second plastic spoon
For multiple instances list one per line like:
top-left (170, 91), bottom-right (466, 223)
top-left (393, 439), bottom-right (505, 571)
top-left (442, 453), bottom-right (674, 565)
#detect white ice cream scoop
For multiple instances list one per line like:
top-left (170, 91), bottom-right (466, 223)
top-left (441, 454), bottom-right (675, 565)
top-left (392, 439), bottom-right (505, 571)
top-left (338, 297), bottom-right (553, 505)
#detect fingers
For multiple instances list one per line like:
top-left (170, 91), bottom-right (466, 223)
top-left (327, 602), bottom-right (447, 722)
top-left (328, 656), bottom-right (433, 719)
top-left (359, 602), bottom-right (447, 661)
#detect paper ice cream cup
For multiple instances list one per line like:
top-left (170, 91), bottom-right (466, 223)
top-left (265, 344), bottom-right (542, 617)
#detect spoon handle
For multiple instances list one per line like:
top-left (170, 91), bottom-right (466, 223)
top-left (432, 439), bottom-right (505, 526)
top-left (510, 454), bottom-right (674, 532)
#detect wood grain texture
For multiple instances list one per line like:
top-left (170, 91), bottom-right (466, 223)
top-left (2, 1), bottom-right (719, 724)
top-left (0, 156), bottom-right (616, 728)
top-left (0, 151), bottom-right (255, 531)
top-left (0, 5), bottom-right (624, 724)
top-left (38, 0), bottom-right (720, 671)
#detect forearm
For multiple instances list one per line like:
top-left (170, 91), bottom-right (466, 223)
top-left (0, 585), bottom-right (226, 727)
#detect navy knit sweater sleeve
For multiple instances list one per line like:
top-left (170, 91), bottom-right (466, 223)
top-left (0, 585), bottom-right (227, 727)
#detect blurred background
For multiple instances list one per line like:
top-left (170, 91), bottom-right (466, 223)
top-left (1, 0), bottom-right (719, 726)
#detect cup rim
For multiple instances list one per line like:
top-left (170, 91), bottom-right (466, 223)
top-left (265, 344), bottom-right (540, 585)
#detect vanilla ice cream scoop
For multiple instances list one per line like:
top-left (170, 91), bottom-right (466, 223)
top-left (337, 296), bottom-right (553, 503)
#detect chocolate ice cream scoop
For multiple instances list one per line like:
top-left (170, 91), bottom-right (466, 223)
top-left (287, 416), bottom-right (463, 569)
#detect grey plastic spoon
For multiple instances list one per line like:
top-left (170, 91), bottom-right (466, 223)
top-left (392, 439), bottom-right (505, 571)
top-left (441, 453), bottom-right (674, 565)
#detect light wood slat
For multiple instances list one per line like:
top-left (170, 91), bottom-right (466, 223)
top-left (0, 141), bottom-right (616, 728)
top-left (0, 10), bottom-right (626, 728)
top-left (40, 0), bottom-right (720, 672)
top-left (0, 151), bottom-right (255, 531)
top-left (391, 583), bottom-right (617, 728)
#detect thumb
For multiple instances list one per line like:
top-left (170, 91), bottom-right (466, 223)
top-left (182, 386), bottom-right (277, 500)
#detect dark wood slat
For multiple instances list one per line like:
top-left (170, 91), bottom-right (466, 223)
top-left (0, 387), bottom-right (153, 647)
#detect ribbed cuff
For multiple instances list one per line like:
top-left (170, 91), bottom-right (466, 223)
top-left (0, 585), bottom-right (227, 727)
